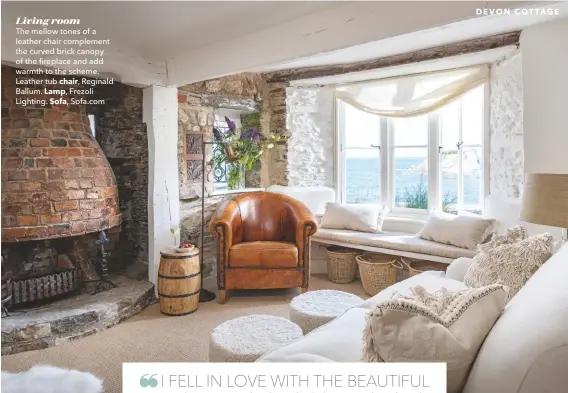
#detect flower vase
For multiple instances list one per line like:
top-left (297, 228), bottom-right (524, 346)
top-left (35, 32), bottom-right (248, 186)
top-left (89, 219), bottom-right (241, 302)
top-left (227, 163), bottom-right (244, 190)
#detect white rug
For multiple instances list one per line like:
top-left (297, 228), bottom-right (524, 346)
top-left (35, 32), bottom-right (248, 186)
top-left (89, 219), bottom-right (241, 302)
top-left (1, 365), bottom-right (103, 393)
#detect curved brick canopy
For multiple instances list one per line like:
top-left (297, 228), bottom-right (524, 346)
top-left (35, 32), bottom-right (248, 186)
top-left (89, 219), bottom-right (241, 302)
top-left (1, 67), bottom-right (121, 242)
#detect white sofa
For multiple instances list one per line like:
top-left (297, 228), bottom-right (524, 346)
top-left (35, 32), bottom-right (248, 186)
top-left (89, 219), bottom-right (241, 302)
top-left (259, 243), bottom-right (568, 393)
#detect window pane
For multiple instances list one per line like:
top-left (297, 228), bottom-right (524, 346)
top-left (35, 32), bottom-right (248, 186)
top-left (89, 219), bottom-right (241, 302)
top-left (346, 148), bottom-right (380, 203)
top-left (439, 100), bottom-right (460, 150)
top-left (440, 150), bottom-right (458, 214)
top-left (344, 103), bottom-right (380, 148)
top-left (462, 85), bottom-right (483, 145)
top-left (463, 146), bottom-right (482, 210)
top-left (393, 115), bottom-right (428, 146)
top-left (394, 147), bottom-right (428, 209)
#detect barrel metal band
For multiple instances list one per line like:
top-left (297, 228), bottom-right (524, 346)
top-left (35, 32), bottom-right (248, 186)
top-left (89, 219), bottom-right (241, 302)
top-left (160, 253), bottom-right (198, 260)
top-left (158, 272), bottom-right (201, 280)
top-left (158, 289), bottom-right (200, 298)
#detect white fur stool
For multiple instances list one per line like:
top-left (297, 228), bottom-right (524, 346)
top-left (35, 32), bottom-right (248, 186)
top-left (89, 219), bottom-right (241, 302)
top-left (289, 290), bottom-right (363, 333)
top-left (209, 315), bottom-right (302, 362)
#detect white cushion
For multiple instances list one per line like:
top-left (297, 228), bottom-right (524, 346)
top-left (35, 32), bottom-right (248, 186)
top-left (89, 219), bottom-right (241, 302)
top-left (313, 228), bottom-right (477, 259)
top-left (464, 233), bottom-right (553, 301)
top-left (418, 209), bottom-right (496, 250)
top-left (445, 257), bottom-right (474, 281)
top-left (463, 243), bottom-right (568, 393)
top-left (320, 203), bottom-right (387, 233)
top-left (364, 284), bottom-right (508, 393)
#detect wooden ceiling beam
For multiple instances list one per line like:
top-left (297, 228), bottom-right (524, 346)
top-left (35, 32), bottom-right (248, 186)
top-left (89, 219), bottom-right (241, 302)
top-left (263, 31), bottom-right (521, 83)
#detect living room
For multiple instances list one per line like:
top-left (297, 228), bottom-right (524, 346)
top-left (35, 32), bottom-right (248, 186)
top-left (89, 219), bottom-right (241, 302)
top-left (1, 2), bottom-right (567, 393)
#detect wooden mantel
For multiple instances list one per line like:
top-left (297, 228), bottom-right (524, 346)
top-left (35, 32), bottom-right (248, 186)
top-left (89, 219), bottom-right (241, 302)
top-left (263, 31), bottom-right (521, 83)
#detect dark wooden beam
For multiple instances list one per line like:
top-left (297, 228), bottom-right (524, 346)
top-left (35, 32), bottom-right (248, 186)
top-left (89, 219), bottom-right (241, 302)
top-left (263, 31), bottom-right (521, 83)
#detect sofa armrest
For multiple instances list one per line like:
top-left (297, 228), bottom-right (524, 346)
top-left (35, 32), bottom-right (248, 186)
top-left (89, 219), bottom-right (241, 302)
top-left (209, 200), bottom-right (242, 287)
top-left (445, 257), bottom-right (475, 282)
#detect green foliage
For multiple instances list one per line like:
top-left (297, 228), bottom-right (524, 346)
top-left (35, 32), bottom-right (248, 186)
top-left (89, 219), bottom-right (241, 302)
top-left (395, 173), bottom-right (458, 212)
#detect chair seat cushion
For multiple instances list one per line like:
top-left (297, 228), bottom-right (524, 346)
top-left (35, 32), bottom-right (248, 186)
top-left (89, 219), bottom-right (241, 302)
top-left (230, 241), bottom-right (298, 268)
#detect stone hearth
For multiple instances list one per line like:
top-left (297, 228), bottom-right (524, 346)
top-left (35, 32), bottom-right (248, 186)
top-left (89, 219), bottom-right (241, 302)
top-left (1, 275), bottom-right (154, 355)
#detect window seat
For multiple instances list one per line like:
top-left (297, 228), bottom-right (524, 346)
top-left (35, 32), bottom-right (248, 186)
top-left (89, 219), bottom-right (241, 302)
top-left (312, 228), bottom-right (477, 264)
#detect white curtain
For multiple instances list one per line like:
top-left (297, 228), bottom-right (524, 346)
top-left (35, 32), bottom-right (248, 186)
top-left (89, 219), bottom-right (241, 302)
top-left (335, 65), bottom-right (489, 117)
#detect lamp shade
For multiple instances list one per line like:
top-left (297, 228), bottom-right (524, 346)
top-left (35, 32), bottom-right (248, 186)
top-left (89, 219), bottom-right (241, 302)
top-left (520, 173), bottom-right (568, 228)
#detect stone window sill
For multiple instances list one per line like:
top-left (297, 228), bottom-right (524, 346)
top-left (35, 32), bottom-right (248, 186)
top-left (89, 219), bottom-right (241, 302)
top-left (210, 187), bottom-right (263, 197)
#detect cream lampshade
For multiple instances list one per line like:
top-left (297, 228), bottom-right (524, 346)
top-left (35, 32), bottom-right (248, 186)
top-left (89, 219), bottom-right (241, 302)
top-left (520, 173), bottom-right (568, 242)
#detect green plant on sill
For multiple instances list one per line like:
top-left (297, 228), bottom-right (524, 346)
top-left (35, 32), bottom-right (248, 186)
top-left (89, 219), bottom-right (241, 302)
top-left (213, 116), bottom-right (284, 190)
top-left (395, 173), bottom-right (458, 212)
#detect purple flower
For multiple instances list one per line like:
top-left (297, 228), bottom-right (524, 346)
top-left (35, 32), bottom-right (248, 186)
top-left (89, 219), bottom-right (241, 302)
top-left (213, 127), bottom-right (222, 140)
top-left (239, 128), bottom-right (254, 140)
top-left (251, 130), bottom-right (265, 142)
top-left (224, 116), bottom-right (236, 133)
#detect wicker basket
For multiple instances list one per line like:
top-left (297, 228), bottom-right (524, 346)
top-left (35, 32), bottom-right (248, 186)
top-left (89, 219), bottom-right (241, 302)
top-left (356, 253), bottom-right (402, 296)
top-left (399, 258), bottom-right (423, 277)
top-left (401, 257), bottom-right (447, 276)
top-left (321, 246), bottom-right (360, 284)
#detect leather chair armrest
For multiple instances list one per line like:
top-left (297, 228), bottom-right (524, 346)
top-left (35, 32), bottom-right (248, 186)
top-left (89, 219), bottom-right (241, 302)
top-left (286, 199), bottom-right (318, 267)
top-left (209, 199), bottom-right (242, 248)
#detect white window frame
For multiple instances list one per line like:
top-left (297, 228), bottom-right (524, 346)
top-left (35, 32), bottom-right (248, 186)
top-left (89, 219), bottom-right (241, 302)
top-left (335, 82), bottom-right (489, 218)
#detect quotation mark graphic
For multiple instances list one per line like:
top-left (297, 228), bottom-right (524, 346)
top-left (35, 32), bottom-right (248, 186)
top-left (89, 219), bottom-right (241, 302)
top-left (140, 374), bottom-right (159, 388)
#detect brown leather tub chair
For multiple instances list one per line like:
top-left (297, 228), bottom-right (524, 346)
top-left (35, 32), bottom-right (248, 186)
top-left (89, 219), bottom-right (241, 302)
top-left (209, 192), bottom-right (318, 303)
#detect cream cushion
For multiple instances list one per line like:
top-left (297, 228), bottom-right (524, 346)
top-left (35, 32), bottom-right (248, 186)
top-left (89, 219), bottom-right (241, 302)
top-left (464, 233), bottom-right (553, 301)
top-left (313, 228), bottom-right (477, 259)
top-left (477, 224), bottom-right (527, 253)
top-left (419, 210), bottom-right (496, 250)
top-left (445, 257), bottom-right (474, 281)
top-left (363, 284), bottom-right (508, 393)
top-left (320, 203), bottom-right (387, 233)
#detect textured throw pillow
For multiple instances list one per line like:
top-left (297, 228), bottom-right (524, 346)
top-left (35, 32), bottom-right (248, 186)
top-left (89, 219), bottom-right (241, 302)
top-left (320, 203), bottom-right (388, 233)
top-left (364, 284), bottom-right (508, 393)
top-left (464, 233), bottom-right (553, 301)
top-left (477, 224), bottom-right (527, 253)
top-left (418, 209), bottom-right (496, 250)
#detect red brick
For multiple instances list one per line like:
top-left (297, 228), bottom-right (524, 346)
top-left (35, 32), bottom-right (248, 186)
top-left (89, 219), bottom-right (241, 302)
top-left (64, 169), bottom-right (82, 179)
top-left (48, 169), bottom-right (65, 180)
top-left (86, 219), bottom-right (103, 231)
top-left (45, 181), bottom-right (65, 191)
top-left (3, 205), bottom-right (22, 215)
top-left (82, 169), bottom-right (94, 178)
top-left (7, 170), bottom-right (27, 181)
top-left (178, 94), bottom-right (187, 103)
top-left (29, 192), bottom-right (49, 204)
top-left (36, 158), bottom-right (55, 168)
top-left (79, 179), bottom-right (92, 189)
top-left (67, 190), bottom-right (85, 199)
top-left (49, 191), bottom-right (69, 201)
top-left (40, 213), bottom-right (62, 225)
top-left (33, 204), bottom-right (53, 214)
top-left (64, 180), bottom-right (80, 189)
top-left (80, 200), bottom-right (97, 210)
top-left (23, 147), bottom-right (43, 157)
top-left (66, 148), bottom-right (82, 156)
top-left (82, 149), bottom-right (96, 157)
top-left (45, 110), bottom-right (63, 121)
top-left (26, 227), bottom-right (49, 239)
top-left (22, 129), bottom-right (38, 138)
top-left (3, 216), bottom-right (17, 227)
top-left (89, 209), bottom-right (104, 218)
top-left (3, 182), bottom-right (21, 192)
top-left (29, 169), bottom-right (47, 181)
top-left (10, 108), bottom-right (26, 119)
top-left (2, 148), bottom-right (22, 157)
top-left (45, 148), bottom-right (67, 156)
top-left (48, 224), bottom-right (71, 236)
top-left (2, 227), bottom-right (28, 240)
top-left (71, 222), bottom-right (86, 234)
top-left (53, 157), bottom-right (74, 168)
top-left (63, 211), bottom-right (83, 221)
top-left (30, 139), bottom-right (50, 147)
top-left (68, 140), bottom-right (82, 147)
top-left (54, 200), bottom-right (79, 211)
top-left (20, 182), bottom-right (42, 192)
top-left (5, 130), bottom-right (22, 138)
top-left (17, 215), bottom-right (39, 226)
top-left (3, 158), bottom-right (22, 168)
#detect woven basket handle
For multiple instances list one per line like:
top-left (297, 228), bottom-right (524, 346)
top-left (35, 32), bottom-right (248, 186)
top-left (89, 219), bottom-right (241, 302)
top-left (391, 259), bottom-right (404, 269)
top-left (398, 257), bottom-right (412, 270)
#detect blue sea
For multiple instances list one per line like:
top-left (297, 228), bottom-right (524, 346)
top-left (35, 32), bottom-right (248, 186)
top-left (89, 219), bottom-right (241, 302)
top-left (346, 157), bottom-right (481, 207)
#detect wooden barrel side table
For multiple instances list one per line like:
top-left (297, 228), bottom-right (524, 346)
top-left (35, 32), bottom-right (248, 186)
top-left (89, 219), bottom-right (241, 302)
top-left (158, 247), bottom-right (201, 316)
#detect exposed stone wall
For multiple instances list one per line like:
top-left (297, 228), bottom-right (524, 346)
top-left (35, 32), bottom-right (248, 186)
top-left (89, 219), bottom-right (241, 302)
top-left (490, 53), bottom-right (524, 200)
top-left (177, 74), bottom-right (267, 277)
top-left (286, 87), bottom-right (335, 187)
top-left (266, 82), bottom-right (289, 186)
top-left (91, 83), bottom-right (147, 279)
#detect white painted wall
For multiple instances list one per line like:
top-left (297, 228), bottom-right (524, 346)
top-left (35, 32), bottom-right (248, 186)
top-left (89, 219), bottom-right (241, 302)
top-left (144, 85), bottom-right (181, 286)
top-left (286, 87), bottom-right (335, 188)
top-left (520, 18), bottom-right (568, 239)
top-left (485, 52), bottom-right (524, 232)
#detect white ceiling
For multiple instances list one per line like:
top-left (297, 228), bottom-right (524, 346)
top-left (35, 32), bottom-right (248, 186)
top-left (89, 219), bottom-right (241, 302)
top-left (2, 1), bottom-right (567, 86)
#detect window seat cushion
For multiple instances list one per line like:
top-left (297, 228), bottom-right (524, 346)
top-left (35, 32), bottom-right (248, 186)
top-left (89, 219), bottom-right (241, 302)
top-left (313, 228), bottom-right (477, 260)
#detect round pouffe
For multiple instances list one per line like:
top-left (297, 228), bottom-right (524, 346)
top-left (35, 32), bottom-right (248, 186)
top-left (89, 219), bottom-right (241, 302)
top-left (289, 290), bottom-right (363, 333)
top-left (209, 315), bottom-right (303, 362)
